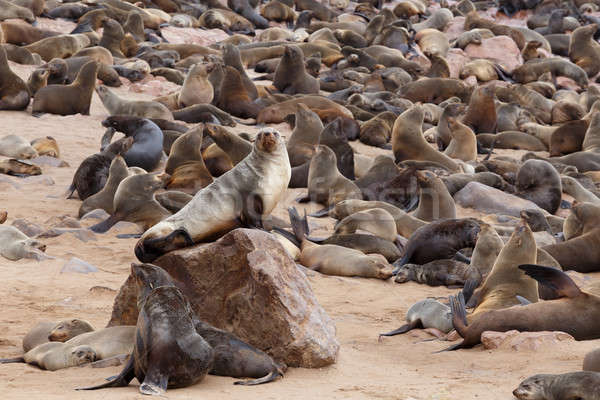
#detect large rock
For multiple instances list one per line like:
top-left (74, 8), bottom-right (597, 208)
top-left (454, 182), bottom-right (545, 217)
top-left (108, 228), bottom-right (339, 368)
top-left (482, 330), bottom-right (574, 351)
top-left (465, 36), bottom-right (522, 72)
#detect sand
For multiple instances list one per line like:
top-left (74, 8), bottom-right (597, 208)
top-left (0, 25), bottom-right (599, 400)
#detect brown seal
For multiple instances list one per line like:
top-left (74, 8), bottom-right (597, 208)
top-left (217, 66), bottom-right (261, 119)
top-left (24, 34), bottom-right (91, 62)
top-left (32, 60), bottom-right (98, 116)
top-left (30, 136), bottom-right (59, 158)
top-left (77, 279), bottom-right (213, 394)
top-left (392, 105), bottom-right (461, 172)
top-left (334, 208), bottom-right (397, 242)
top-left (223, 43), bottom-right (258, 100)
top-left (261, 1), bottom-right (296, 23)
top-left (512, 58), bottom-right (589, 89)
top-left (447, 264), bottom-right (600, 350)
top-left (165, 127), bottom-right (214, 193)
top-left (0, 47), bottom-right (30, 111)
top-left (398, 78), bottom-right (471, 104)
top-left (90, 172), bottom-right (172, 233)
top-left (286, 103), bottom-right (323, 167)
top-left (359, 111), bottom-right (396, 148)
top-left (96, 85), bottom-right (173, 120)
top-left (273, 45), bottom-right (319, 95)
top-left (22, 319), bottom-right (95, 352)
top-left (413, 170), bottom-right (456, 222)
top-left (513, 372), bottom-right (600, 400)
top-left (462, 85), bottom-right (496, 134)
top-left (549, 119), bottom-right (589, 156)
top-left (177, 63), bottom-right (214, 108)
top-left (79, 155), bottom-right (131, 218)
top-left (204, 124), bottom-right (252, 165)
top-left (394, 259), bottom-right (480, 287)
top-left (257, 95), bottom-right (352, 124)
top-left (0, 0), bottom-right (35, 23)
top-left (569, 23), bottom-right (600, 78)
top-left (444, 117), bottom-right (477, 162)
top-left (99, 18), bottom-right (125, 58)
top-left (135, 129), bottom-right (291, 262)
top-left (515, 159), bottom-right (562, 214)
top-left (288, 207), bottom-right (394, 279)
top-left (27, 68), bottom-right (49, 96)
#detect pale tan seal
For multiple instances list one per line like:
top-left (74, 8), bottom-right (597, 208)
top-left (334, 208), bottom-right (397, 242)
top-left (514, 372), bottom-right (600, 400)
top-left (22, 319), bottom-right (95, 352)
top-left (413, 170), bottom-right (456, 222)
top-left (178, 63), bottom-right (214, 108)
top-left (0, 225), bottom-right (46, 261)
top-left (444, 117), bottom-right (477, 162)
top-left (95, 85), bottom-right (173, 120)
top-left (0, 135), bottom-right (37, 159)
top-left (0, 47), bottom-right (30, 110)
top-left (286, 103), bottom-right (323, 167)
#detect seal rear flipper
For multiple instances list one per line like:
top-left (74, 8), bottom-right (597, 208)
top-left (76, 354), bottom-right (135, 390)
top-left (309, 205), bottom-right (333, 218)
top-left (233, 370), bottom-right (283, 386)
top-left (492, 64), bottom-right (514, 83)
top-left (450, 293), bottom-right (468, 337)
top-left (379, 320), bottom-right (422, 338)
top-left (288, 206), bottom-right (310, 242)
top-left (0, 357), bottom-right (25, 364)
top-left (461, 278), bottom-right (479, 305)
top-left (391, 253), bottom-right (410, 275)
top-left (453, 252), bottom-right (471, 264)
top-left (518, 264), bottom-right (582, 298)
top-left (272, 227), bottom-right (300, 247)
top-left (89, 214), bottom-right (123, 233)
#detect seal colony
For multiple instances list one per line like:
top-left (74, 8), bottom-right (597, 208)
top-left (3, 0), bottom-right (600, 398)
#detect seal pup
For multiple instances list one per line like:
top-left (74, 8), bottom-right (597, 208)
top-left (0, 225), bottom-right (46, 261)
top-left (30, 136), bottom-right (59, 158)
top-left (135, 129), bottom-right (291, 262)
top-left (67, 137), bottom-right (134, 200)
top-left (273, 45), bottom-right (319, 95)
top-left (132, 263), bottom-right (286, 385)
top-left (90, 172), bottom-right (172, 233)
top-left (32, 60), bottom-right (98, 116)
top-left (394, 260), bottom-right (480, 287)
top-left (0, 135), bottom-right (37, 159)
top-left (380, 298), bottom-right (453, 337)
top-left (77, 285), bottom-right (213, 394)
top-left (446, 265), bottom-right (600, 350)
top-left (334, 208), bottom-right (398, 242)
top-left (513, 372), bottom-right (600, 400)
top-left (288, 207), bottom-right (394, 279)
top-left (392, 105), bottom-right (461, 172)
top-left (444, 117), bottom-right (477, 162)
top-left (470, 223), bottom-right (504, 278)
top-left (0, 47), bottom-right (30, 110)
top-left (178, 63), bottom-right (214, 108)
top-left (96, 85), bottom-right (173, 120)
top-left (23, 319), bottom-right (95, 352)
top-left (0, 342), bottom-right (96, 371)
top-left (101, 116), bottom-right (164, 172)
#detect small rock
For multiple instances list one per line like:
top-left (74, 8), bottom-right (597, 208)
top-left (446, 48), bottom-right (470, 79)
top-left (0, 175), bottom-right (21, 189)
top-left (12, 219), bottom-right (44, 237)
top-left (29, 156), bottom-right (69, 168)
top-left (80, 209), bottom-right (110, 221)
top-left (482, 330), bottom-right (574, 351)
top-left (46, 215), bottom-right (82, 228)
top-left (61, 258), bottom-right (99, 274)
top-left (112, 221), bottom-right (142, 232)
top-left (454, 182), bottom-right (545, 217)
top-left (465, 36), bottom-right (522, 72)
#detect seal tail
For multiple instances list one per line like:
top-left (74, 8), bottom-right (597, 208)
top-left (233, 370), bottom-right (283, 386)
top-left (288, 206), bottom-right (309, 243)
top-left (89, 214), bottom-right (122, 233)
top-left (379, 320), bottom-right (421, 338)
top-left (0, 357), bottom-right (25, 364)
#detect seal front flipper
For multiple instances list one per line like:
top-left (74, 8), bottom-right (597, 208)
top-left (379, 320), bottom-right (422, 338)
top-left (89, 214), bottom-right (123, 233)
top-left (139, 367), bottom-right (169, 396)
top-left (309, 205), bottom-right (333, 218)
top-left (288, 206), bottom-right (309, 242)
top-left (135, 228), bottom-right (194, 263)
top-left (461, 278), bottom-right (479, 305)
top-left (0, 357), bottom-right (25, 364)
top-left (234, 370), bottom-right (283, 386)
top-left (518, 264), bottom-right (582, 298)
top-left (239, 193), bottom-right (264, 229)
top-left (76, 353), bottom-right (135, 390)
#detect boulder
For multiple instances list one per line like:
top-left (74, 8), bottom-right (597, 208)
top-left (108, 228), bottom-right (339, 368)
top-left (482, 330), bottom-right (574, 351)
top-left (464, 36), bottom-right (522, 72)
top-left (454, 182), bottom-right (545, 217)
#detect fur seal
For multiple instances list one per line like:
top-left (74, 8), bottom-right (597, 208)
top-left (0, 47), bottom-right (30, 110)
top-left (286, 103), bottom-right (323, 167)
top-left (274, 45), bottom-right (319, 94)
top-left (101, 116), bottom-right (164, 172)
top-left (78, 285), bottom-right (213, 394)
top-left (444, 117), bottom-right (477, 162)
top-left (0, 0), bottom-right (35, 22)
top-left (394, 260), bottom-right (480, 287)
top-left (569, 24), bottom-right (600, 78)
top-left (173, 104), bottom-right (236, 127)
top-left (515, 159), bottom-right (562, 214)
top-left (561, 176), bottom-right (600, 205)
top-left (462, 86), bottom-right (496, 134)
top-left (334, 208), bottom-right (397, 242)
top-left (217, 66), bottom-right (261, 119)
top-left (204, 124), bottom-right (252, 165)
top-left (513, 372), bottom-right (600, 400)
top-left (79, 156), bottom-right (130, 218)
top-left (392, 105), bottom-right (461, 172)
top-left (288, 207), bottom-right (394, 279)
top-left (135, 129), bottom-right (291, 262)
top-left (470, 222), bottom-right (504, 278)
top-left (96, 85), bottom-right (173, 120)
top-left (380, 298), bottom-right (453, 337)
top-left (223, 43), bottom-right (258, 100)
top-left (165, 128), bottom-right (213, 193)
top-left (67, 137), bottom-right (134, 200)
top-left (447, 265), bottom-right (600, 350)
top-left (359, 111), bottom-right (396, 148)
top-left (178, 63), bottom-right (214, 108)
top-left (22, 319), bottom-right (95, 353)
top-left (0, 342), bottom-right (97, 371)
top-left (257, 96), bottom-right (352, 124)
top-left (0, 225), bottom-right (46, 261)
top-left (512, 58), bottom-right (588, 89)
top-left (413, 170), bottom-right (456, 222)
top-left (90, 172), bottom-right (171, 233)
top-left (27, 69), bottom-right (49, 97)
top-left (99, 18), bottom-right (125, 58)
top-left (32, 60), bottom-right (98, 116)
top-left (25, 34), bottom-right (91, 62)
top-left (0, 135), bottom-right (37, 159)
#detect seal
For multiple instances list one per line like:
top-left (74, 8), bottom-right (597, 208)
top-left (99, 18), bottom-right (125, 58)
top-left (0, 47), bottom-right (30, 110)
top-left (274, 45), bottom-right (319, 94)
top-left (334, 208), bottom-right (397, 242)
top-left (22, 319), bottom-right (95, 352)
top-left (204, 124), bottom-right (252, 165)
top-left (446, 264), bottom-right (600, 350)
top-left (470, 222), bottom-right (504, 278)
top-left (392, 105), bottom-right (461, 172)
top-left (0, 135), bottom-right (37, 159)
top-left (380, 298), bottom-right (453, 337)
top-left (135, 129), bottom-right (291, 262)
top-left (286, 103), bottom-right (323, 167)
top-left (27, 69), bottom-right (49, 97)
top-left (392, 218), bottom-right (480, 272)
top-left (90, 172), bottom-right (172, 233)
top-left (32, 60), bottom-right (98, 116)
top-left (462, 86), bottom-right (496, 134)
top-left (513, 372), bottom-right (600, 400)
top-left (569, 23), bottom-right (600, 78)
top-left (78, 283), bottom-right (213, 394)
top-left (394, 260), bottom-right (480, 287)
top-left (131, 263), bottom-right (286, 385)
top-left (25, 34), bottom-right (91, 63)
top-left (542, 220), bottom-right (600, 272)
top-left (413, 170), bottom-right (456, 222)
top-left (101, 116), bottom-right (164, 172)
top-left (78, 156), bottom-right (130, 218)
top-left (223, 43), bottom-right (258, 100)
top-left (515, 159), bottom-right (562, 214)
top-left (288, 207), bottom-right (394, 279)
top-left (302, 145), bottom-right (362, 206)
top-left (173, 104), bottom-right (236, 127)
top-left (584, 348), bottom-right (600, 372)
top-left (96, 85), bottom-right (173, 120)
top-left (257, 95), bottom-right (352, 124)
top-left (444, 117), bottom-right (477, 162)
top-left (67, 136), bottom-right (134, 200)
top-left (0, 342), bottom-right (96, 371)
top-left (0, 225), bottom-right (46, 261)
top-left (165, 128), bottom-right (214, 193)
top-left (178, 63), bottom-right (214, 108)
top-left (216, 66), bottom-right (261, 119)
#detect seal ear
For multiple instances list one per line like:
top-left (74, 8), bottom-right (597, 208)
top-left (518, 264), bottom-right (582, 298)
